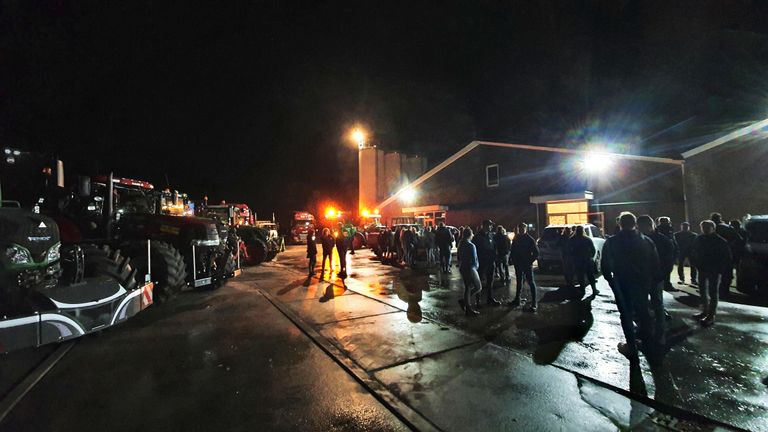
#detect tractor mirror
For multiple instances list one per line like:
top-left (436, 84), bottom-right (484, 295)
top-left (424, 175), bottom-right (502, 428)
top-left (78, 176), bottom-right (91, 197)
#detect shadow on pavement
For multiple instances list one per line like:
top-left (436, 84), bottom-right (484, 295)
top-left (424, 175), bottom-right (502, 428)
top-left (514, 291), bottom-right (596, 365)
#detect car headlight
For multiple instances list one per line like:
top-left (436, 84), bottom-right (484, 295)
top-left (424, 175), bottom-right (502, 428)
top-left (47, 243), bottom-right (61, 262)
top-left (6, 245), bottom-right (32, 265)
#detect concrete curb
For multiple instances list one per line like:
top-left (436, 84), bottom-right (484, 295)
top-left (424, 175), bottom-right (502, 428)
top-left (258, 288), bottom-right (442, 432)
top-left (0, 342), bottom-right (74, 425)
top-left (267, 259), bottom-right (747, 431)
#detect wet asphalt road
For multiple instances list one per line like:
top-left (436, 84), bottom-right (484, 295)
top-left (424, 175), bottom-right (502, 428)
top-left (0, 245), bottom-right (766, 431)
top-left (0, 279), bottom-right (409, 432)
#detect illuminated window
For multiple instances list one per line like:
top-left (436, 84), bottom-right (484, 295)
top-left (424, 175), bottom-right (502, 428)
top-left (486, 164), bottom-right (499, 188)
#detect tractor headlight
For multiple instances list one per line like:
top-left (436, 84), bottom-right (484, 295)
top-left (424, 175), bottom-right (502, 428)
top-left (47, 243), bottom-right (61, 263)
top-left (6, 245), bottom-right (32, 265)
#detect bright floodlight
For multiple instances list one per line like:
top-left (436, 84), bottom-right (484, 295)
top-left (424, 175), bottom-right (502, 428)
top-left (400, 187), bottom-right (416, 203)
top-left (351, 128), bottom-right (366, 148)
top-left (582, 152), bottom-right (614, 173)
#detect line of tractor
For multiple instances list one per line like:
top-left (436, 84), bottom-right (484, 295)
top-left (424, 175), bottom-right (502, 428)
top-left (0, 151), bottom-right (283, 353)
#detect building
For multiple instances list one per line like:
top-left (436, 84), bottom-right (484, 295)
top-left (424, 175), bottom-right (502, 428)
top-left (682, 118), bottom-right (768, 225)
top-left (357, 146), bottom-right (427, 215)
top-left (371, 141), bottom-right (686, 234)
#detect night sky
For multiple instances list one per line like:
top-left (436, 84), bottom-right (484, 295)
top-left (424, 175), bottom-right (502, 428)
top-left (2, 1), bottom-right (768, 218)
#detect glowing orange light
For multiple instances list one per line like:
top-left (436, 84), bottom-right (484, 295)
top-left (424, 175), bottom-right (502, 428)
top-left (325, 207), bottom-right (336, 219)
top-left (361, 209), bottom-right (370, 217)
top-left (374, 209), bottom-right (379, 214)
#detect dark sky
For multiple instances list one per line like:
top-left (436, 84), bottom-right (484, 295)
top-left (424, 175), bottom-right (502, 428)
top-left (2, 1), bottom-right (768, 216)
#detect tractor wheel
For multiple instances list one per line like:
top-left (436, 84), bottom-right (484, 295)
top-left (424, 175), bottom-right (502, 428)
top-left (209, 250), bottom-right (236, 290)
top-left (245, 238), bottom-right (268, 265)
top-left (265, 239), bottom-right (279, 262)
top-left (81, 244), bottom-right (138, 291)
top-left (128, 242), bottom-right (187, 303)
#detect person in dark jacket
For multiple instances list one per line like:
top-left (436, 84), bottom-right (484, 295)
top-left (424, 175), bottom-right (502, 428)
top-left (674, 222), bottom-right (698, 285)
top-left (730, 219), bottom-right (747, 278)
top-left (320, 228), bottom-right (335, 280)
top-left (494, 226), bottom-right (512, 284)
top-left (656, 216), bottom-right (678, 291)
top-left (306, 228), bottom-right (317, 277)
top-left (601, 212), bottom-right (660, 361)
top-left (638, 215), bottom-right (671, 344)
top-left (559, 226), bottom-right (575, 288)
top-left (473, 220), bottom-right (499, 305)
top-left (567, 226), bottom-right (598, 296)
top-left (457, 228), bottom-right (481, 316)
top-left (711, 212), bottom-right (738, 297)
top-left (435, 222), bottom-right (454, 273)
top-left (691, 220), bottom-right (732, 326)
top-left (509, 223), bottom-right (539, 311)
top-left (335, 230), bottom-right (349, 279)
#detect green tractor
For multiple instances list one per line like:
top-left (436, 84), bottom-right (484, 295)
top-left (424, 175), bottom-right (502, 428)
top-left (0, 151), bottom-right (152, 353)
top-left (198, 203), bottom-right (279, 266)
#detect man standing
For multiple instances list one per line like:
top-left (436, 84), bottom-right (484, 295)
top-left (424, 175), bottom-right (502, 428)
top-left (691, 220), bottom-right (732, 326)
top-left (335, 230), bottom-right (349, 279)
top-left (473, 220), bottom-right (500, 306)
top-left (494, 226), bottom-right (512, 284)
top-left (509, 223), bottom-right (539, 311)
top-left (601, 212), bottom-right (659, 361)
top-left (674, 222), bottom-right (698, 285)
top-left (567, 225), bottom-right (598, 296)
top-left (638, 215), bottom-right (671, 344)
top-left (559, 226), bottom-right (575, 288)
top-left (306, 228), bottom-right (317, 278)
top-left (730, 219), bottom-right (747, 281)
top-left (656, 216), bottom-right (677, 291)
top-left (320, 228), bottom-right (335, 280)
top-left (711, 212), bottom-right (738, 298)
top-left (435, 222), bottom-right (454, 273)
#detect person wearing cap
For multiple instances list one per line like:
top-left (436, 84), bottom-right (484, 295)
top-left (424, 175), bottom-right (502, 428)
top-left (473, 219), bottom-right (500, 306)
top-left (509, 222), bottom-right (539, 311)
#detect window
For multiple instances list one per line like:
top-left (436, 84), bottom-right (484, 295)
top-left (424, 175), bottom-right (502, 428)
top-left (486, 164), bottom-right (499, 187)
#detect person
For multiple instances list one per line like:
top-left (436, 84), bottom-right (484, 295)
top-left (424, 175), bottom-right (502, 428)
top-left (559, 226), bottom-right (574, 288)
top-left (711, 212), bottom-right (738, 297)
top-left (378, 227), bottom-right (390, 262)
top-left (730, 219), bottom-right (747, 280)
top-left (425, 226), bottom-right (437, 265)
top-left (435, 222), bottom-right (454, 273)
top-left (394, 226), bottom-right (404, 264)
top-left (638, 215), bottom-right (671, 343)
top-left (567, 225), bottom-right (598, 296)
top-left (601, 212), bottom-right (660, 361)
top-left (509, 222), bottom-right (539, 311)
top-left (690, 220), bottom-right (732, 326)
top-left (494, 226), bottom-right (511, 284)
top-left (674, 222), bottom-right (698, 285)
top-left (407, 226), bottom-right (419, 267)
top-left (655, 216), bottom-right (677, 291)
top-left (320, 228), bottom-right (335, 280)
top-left (306, 228), bottom-right (317, 277)
top-left (473, 220), bottom-right (500, 306)
top-left (335, 230), bottom-right (349, 279)
top-left (457, 228), bottom-right (481, 316)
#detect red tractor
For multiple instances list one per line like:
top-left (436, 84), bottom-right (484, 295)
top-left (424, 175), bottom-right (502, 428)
top-left (198, 203), bottom-right (279, 266)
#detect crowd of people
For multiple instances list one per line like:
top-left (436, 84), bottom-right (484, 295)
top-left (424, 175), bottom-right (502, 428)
top-left (601, 211), bottom-right (742, 363)
top-left (304, 210), bottom-right (749, 364)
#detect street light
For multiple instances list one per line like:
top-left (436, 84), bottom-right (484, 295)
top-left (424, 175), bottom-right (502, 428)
top-left (400, 187), bottom-right (416, 203)
top-left (350, 127), bottom-right (367, 149)
top-left (580, 151), bottom-right (614, 174)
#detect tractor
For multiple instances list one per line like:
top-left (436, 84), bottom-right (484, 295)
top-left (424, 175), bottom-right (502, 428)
top-left (198, 203), bottom-right (279, 266)
top-left (75, 175), bottom-right (238, 300)
top-left (0, 151), bottom-right (153, 352)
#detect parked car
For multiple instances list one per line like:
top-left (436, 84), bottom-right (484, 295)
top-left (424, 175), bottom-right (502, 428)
top-left (537, 224), bottom-right (605, 273)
